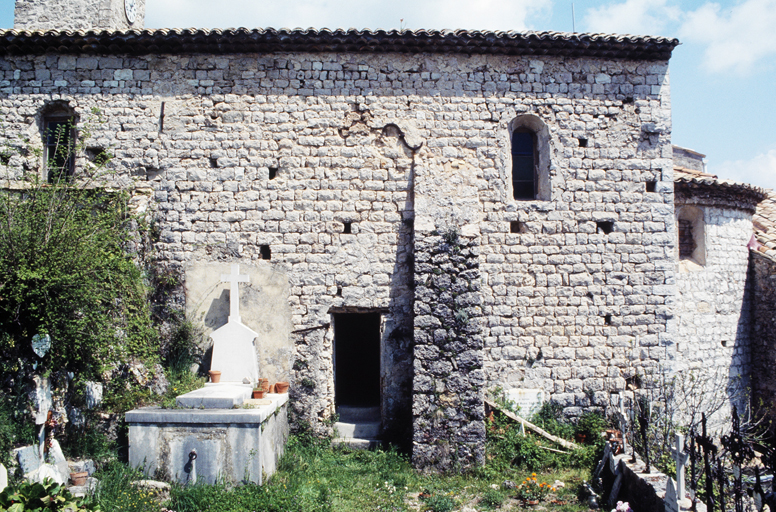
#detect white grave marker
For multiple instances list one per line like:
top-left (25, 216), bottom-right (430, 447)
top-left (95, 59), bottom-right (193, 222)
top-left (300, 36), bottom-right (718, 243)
top-left (0, 463), bottom-right (7, 493)
top-left (209, 264), bottom-right (260, 385)
top-left (505, 388), bottom-right (545, 418)
top-left (670, 433), bottom-right (690, 507)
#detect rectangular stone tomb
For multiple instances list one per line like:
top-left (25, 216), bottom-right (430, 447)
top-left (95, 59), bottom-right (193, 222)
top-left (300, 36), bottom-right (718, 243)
top-left (126, 394), bottom-right (288, 485)
top-left (175, 383), bottom-right (253, 409)
top-left (505, 388), bottom-right (545, 418)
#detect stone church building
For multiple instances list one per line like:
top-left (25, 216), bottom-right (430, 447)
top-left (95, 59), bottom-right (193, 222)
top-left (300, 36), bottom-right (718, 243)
top-left (2, 0), bottom-right (774, 470)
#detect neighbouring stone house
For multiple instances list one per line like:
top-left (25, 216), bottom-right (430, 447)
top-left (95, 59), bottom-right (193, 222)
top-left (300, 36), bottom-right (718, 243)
top-left (1, 0), bottom-right (772, 471)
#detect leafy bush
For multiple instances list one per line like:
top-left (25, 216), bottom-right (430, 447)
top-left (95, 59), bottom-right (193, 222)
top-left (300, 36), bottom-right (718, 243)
top-left (0, 183), bottom-right (157, 381)
top-left (421, 492), bottom-right (456, 512)
top-left (480, 488), bottom-right (505, 508)
top-left (90, 460), bottom-right (160, 512)
top-left (0, 477), bottom-right (99, 511)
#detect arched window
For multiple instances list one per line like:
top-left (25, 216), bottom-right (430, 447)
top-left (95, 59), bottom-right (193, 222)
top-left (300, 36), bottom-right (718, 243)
top-left (508, 114), bottom-right (551, 201)
top-left (41, 102), bottom-right (77, 183)
top-left (676, 206), bottom-right (706, 266)
top-left (511, 130), bottom-right (537, 199)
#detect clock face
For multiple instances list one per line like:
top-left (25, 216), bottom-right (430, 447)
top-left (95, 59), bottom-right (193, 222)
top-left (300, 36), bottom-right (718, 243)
top-left (124, 0), bottom-right (137, 24)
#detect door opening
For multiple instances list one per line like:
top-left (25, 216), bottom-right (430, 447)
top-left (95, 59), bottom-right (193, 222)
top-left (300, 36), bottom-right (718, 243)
top-left (334, 312), bottom-right (381, 407)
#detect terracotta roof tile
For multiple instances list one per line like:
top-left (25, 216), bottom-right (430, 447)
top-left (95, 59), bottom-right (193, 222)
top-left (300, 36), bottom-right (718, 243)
top-left (0, 28), bottom-right (679, 59)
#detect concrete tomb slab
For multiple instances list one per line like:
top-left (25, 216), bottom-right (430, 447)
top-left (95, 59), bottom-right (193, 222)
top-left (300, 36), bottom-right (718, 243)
top-left (175, 383), bottom-right (252, 409)
top-left (127, 393), bottom-right (289, 485)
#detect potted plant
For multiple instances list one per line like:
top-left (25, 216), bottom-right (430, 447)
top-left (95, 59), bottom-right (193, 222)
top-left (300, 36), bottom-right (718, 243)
top-left (252, 388), bottom-right (265, 399)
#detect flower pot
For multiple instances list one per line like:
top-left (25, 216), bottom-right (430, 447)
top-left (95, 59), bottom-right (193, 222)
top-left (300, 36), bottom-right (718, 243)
top-left (252, 389), bottom-right (265, 399)
top-left (70, 471), bottom-right (88, 486)
top-left (209, 370), bottom-right (222, 383)
top-left (258, 378), bottom-right (269, 392)
top-left (275, 381), bottom-right (289, 393)
top-left (575, 433), bottom-right (587, 444)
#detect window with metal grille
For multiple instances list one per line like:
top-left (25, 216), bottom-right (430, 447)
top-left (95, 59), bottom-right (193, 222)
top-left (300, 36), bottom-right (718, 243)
top-left (678, 219), bottom-right (696, 259)
top-left (43, 116), bottom-right (76, 183)
top-left (511, 130), bottom-right (536, 200)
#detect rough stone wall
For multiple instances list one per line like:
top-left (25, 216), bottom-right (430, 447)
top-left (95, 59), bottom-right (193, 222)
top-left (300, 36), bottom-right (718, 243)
top-left (0, 51), bottom-right (674, 448)
top-left (14, 0), bottom-right (145, 31)
top-left (413, 233), bottom-right (485, 470)
top-left (751, 252), bottom-right (776, 423)
top-left (674, 205), bottom-right (754, 426)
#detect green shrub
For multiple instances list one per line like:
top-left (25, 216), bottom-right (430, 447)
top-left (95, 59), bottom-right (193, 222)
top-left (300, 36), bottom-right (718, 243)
top-left (90, 460), bottom-right (160, 512)
top-left (421, 493), bottom-right (456, 512)
top-left (480, 488), bottom-right (505, 508)
top-left (0, 477), bottom-right (99, 511)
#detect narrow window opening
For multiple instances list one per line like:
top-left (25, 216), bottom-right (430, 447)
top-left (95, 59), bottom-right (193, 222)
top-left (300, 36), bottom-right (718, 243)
top-left (646, 181), bottom-right (657, 193)
top-left (260, 245), bottom-right (271, 260)
top-left (596, 221), bottom-right (614, 235)
top-left (269, 167), bottom-right (278, 180)
top-left (604, 314), bottom-right (612, 325)
top-left (343, 222), bottom-right (352, 234)
top-left (678, 219), bottom-right (696, 259)
top-left (44, 116), bottom-right (76, 183)
top-left (510, 221), bottom-right (522, 234)
top-left (336, 286), bottom-right (343, 297)
top-left (511, 130), bottom-right (537, 200)
top-left (209, 157), bottom-right (218, 168)
top-left (578, 137), bottom-right (588, 148)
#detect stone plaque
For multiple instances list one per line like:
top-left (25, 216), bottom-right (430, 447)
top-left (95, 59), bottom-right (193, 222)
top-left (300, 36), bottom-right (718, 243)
top-left (505, 388), bottom-right (545, 418)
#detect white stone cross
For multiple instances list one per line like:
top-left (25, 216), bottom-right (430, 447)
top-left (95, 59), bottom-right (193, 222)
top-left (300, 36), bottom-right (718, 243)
top-left (221, 264), bottom-right (249, 323)
top-left (671, 433), bottom-right (690, 504)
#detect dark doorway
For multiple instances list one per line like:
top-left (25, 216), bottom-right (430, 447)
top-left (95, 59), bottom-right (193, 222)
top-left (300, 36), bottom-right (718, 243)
top-left (334, 313), bottom-right (381, 407)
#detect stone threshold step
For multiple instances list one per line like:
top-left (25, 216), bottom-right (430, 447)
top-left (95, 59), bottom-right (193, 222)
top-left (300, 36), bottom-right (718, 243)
top-left (331, 438), bottom-right (383, 450)
top-left (333, 421), bottom-right (381, 439)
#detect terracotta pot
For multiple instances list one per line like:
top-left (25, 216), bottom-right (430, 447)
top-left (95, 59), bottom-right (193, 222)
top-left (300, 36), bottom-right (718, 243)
top-left (575, 433), bottom-right (587, 444)
top-left (275, 381), bottom-right (289, 393)
top-left (209, 370), bottom-right (222, 383)
top-left (70, 471), bottom-right (88, 486)
top-left (252, 389), bottom-right (266, 399)
top-left (258, 378), bottom-right (269, 392)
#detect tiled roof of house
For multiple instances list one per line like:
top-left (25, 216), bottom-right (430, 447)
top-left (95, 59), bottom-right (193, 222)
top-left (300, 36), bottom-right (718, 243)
top-left (0, 28), bottom-right (679, 59)
top-left (674, 166), bottom-right (776, 260)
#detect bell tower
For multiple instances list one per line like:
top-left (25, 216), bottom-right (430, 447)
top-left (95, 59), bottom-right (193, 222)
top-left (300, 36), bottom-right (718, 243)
top-left (14, 0), bottom-right (146, 32)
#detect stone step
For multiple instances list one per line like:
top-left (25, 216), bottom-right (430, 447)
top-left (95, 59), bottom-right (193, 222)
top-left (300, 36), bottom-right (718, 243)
top-left (333, 421), bottom-right (381, 439)
top-left (336, 405), bottom-right (381, 423)
top-left (331, 438), bottom-right (382, 450)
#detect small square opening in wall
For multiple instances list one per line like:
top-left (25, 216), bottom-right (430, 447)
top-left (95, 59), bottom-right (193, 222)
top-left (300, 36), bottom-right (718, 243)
top-left (596, 221), bottom-right (614, 234)
top-left (578, 137), bottom-right (588, 148)
top-left (646, 181), bottom-right (657, 193)
top-left (510, 221), bottom-right (523, 234)
top-left (604, 314), bottom-right (612, 325)
top-left (209, 157), bottom-right (218, 168)
top-left (268, 167), bottom-right (278, 180)
top-left (260, 245), bottom-right (271, 260)
top-left (343, 222), bottom-right (352, 234)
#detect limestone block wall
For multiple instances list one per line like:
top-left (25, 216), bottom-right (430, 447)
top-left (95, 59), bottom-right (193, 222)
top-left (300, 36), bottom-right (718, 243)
top-left (674, 205), bottom-right (754, 425)
top-left (0, 50), bottom-right (674, 440)
top-left (751, 252), bottom-right (776, 422)
top-left (14, 0), bottom-right (146, 31)
top-left (413, 233), bottom-right (485, 470)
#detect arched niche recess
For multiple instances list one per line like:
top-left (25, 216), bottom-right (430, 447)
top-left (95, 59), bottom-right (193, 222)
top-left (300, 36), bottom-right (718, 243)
top-left (676, 205), bottom-right (706, 267)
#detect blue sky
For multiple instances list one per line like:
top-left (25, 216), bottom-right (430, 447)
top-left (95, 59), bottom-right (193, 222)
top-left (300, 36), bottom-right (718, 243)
top-left (0, 0), bottom-right (773, 188)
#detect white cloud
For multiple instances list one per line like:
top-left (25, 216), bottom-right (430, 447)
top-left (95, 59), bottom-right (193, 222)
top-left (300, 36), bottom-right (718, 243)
top-left (711, 148), bottom-right (776, 190)
top-left (146, 0), bottom-right (551, 31)
top-left (582, 0), bottom-right (680, 36)
top-left (678, 0), bottom-right (776, 74)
